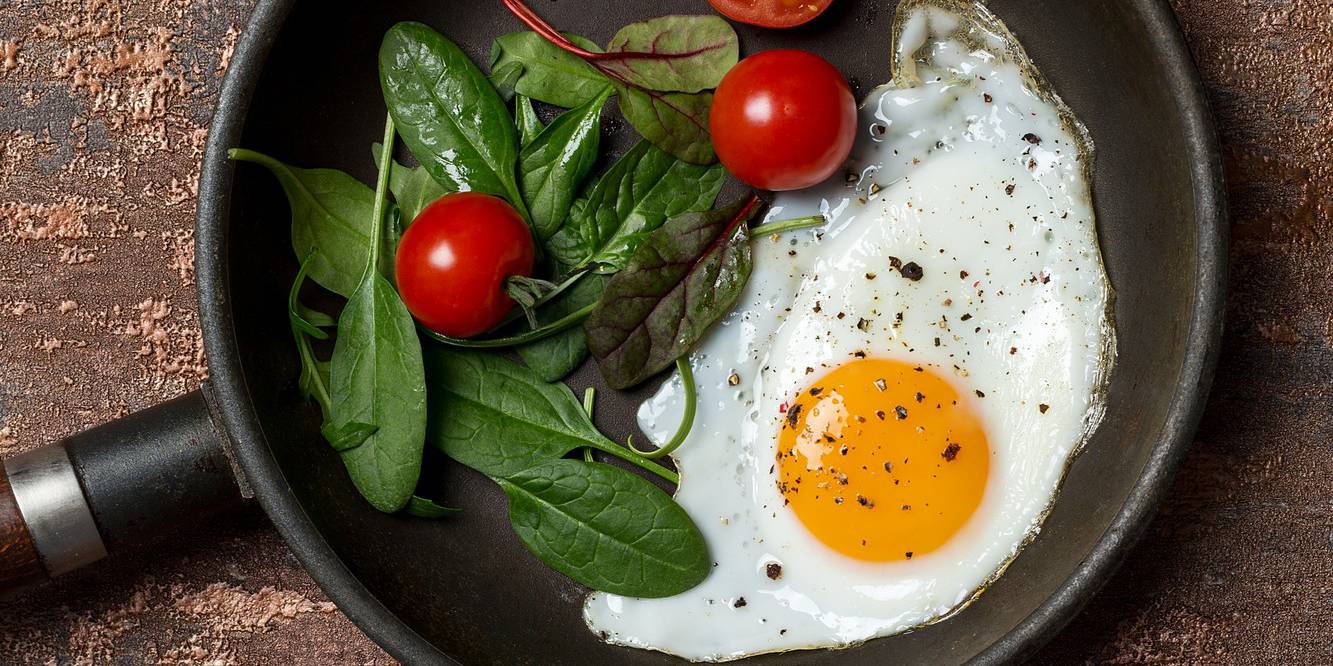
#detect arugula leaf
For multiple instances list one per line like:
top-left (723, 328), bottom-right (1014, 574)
top-left (601, 16), bottom-right (738, 93)
top-left (516, 272), bottom-right (608, 381)
top-left (231, 149), bottom-right (373, 298)
top-left (546, 141), bottom-right (724, 269)
top-left (585, 196), bottom-right (761, 389)
top-left (498, 459), bottom-right (710, 598)
top-left (405, 495), bottom-right (462, 518)
top-left (519, 88), bottom-right (611, 240)
top-left (490, 32), bottom-right (612, 108)
top-left (424, 347), bottom-right (610, 477)
top-left (380, 22), bottom-right (527, 218)
top-left (615, 85), bottom-right (714, 165)
top-left (327, 117), bottom-right (427, 513)
top-left (372, 143), bottom-right (448, 225)
top-left (515, 95), bottom-right (545, 148)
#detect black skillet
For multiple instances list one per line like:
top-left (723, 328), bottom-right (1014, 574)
top-left (0, 0), bottom-right (1225, 663)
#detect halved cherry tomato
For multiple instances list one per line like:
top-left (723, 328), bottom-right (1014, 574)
top-left (709, 49), bottom-right (857, 191)
top-left (708, 0), bottom-right (834, 29)
top-left (394, 192), bottom-right (534, 338)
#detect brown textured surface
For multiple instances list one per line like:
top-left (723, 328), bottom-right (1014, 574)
top-left (0, 0), bottom-right (1328, 664)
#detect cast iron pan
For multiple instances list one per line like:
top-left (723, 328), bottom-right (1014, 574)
top-left (0, 1), bottom-right (1226, 664)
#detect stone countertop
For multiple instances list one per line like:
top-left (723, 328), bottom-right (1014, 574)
top-left (0, 0), bottom-right (1328, 663)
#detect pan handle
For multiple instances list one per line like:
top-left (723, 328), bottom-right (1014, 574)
top-left (0, 387), bottom-right (244, 595)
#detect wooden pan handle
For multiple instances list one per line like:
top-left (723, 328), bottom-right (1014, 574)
top-left (0, 466), bottom-right (47, 590)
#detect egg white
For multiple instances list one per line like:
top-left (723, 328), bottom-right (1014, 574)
top-left (584, 1), bottom-right (1115, 661)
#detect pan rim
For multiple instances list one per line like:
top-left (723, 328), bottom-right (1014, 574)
top-left (194, 2), bottom-right (1227, 664)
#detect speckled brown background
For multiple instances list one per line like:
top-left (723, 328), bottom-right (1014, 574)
top-left (0, 0), bottom-right (1328, 664)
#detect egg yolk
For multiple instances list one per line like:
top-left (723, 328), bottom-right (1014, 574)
top-left (776, 358), bottom-right (989, 561)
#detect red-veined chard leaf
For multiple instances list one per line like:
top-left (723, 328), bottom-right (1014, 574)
top-left (614, 85), bottom-right (714, 165)
top-left (600, 15), bottom-right (738, 93)
top-left (380, 22), bottom-right (528, 219)
top-left (499, 459), bottom-right (710, 598)
top-left (585, 196), bottom-right (762, 389)
top-left (546, 140), bottom-right (724, 269)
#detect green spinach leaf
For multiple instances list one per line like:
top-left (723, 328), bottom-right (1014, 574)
top-left (516, 272), bottom-right (608, 381)
top-left (585, 196), bottom-right (761, 389)
top-left (498, 459), bottom-right (710, 598)
top-left (601, 16), bottom-right (738, 93)
top-left (380, 22), bottom-right (527, 218)
top-left (546, 141), bottom-right (724, 269)
top-left (231, 149), bottom-right (373, 298)
top-left (490, 60), bottom-right (524, 102)
top-left (424, 348), bottom-right (609, 477)
top-left (490, 32), bottom-right (612, 108)
top-left (519, 88), bottom-right (611, 240)
top-left (405, 495), bottom-right (462, 518)
top-left (372, 143), bottom-right (448, 224)
top-left (327, 117), bottom-right (427, 513)
top-left (515, 95), bottom-right (545, 148)
top-left (614, 85), bottom-right (714, 165)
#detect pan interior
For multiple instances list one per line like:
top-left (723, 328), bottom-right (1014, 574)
top-left (221, 1), bottom-right (1213, 663)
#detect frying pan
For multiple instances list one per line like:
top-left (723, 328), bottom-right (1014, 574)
top-left (0, 0), bottom-right (1226, 663)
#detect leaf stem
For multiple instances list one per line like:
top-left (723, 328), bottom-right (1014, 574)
top-left (288, 253), bottom-right (330, 340)
top-left (493, 268), bottom-right (590, 330)
top-left (628, 357), bottom-right (696, 459)
top-left (587, 438), bottom-right (679, 485)
top-left (749, 214), bottom-right (827, 238)
top-left (419, 301), bottom-right (595, 348)
top-left (582, 387), bottom-right (596, 463)
top-left (368, 115), bottom-right (397, 275)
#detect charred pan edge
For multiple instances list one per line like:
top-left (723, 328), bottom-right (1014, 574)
top-left (194, 1), bottom-right (454, 664)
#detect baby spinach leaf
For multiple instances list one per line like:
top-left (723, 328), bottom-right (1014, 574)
top-left (372, 143), bottom-right (449, 225)
top-left (519, 88), bottom-right (611, 240)
top-left (601, 16), bottom-right (738, 94)
top-left (498, 459), bottom-right (710, 598)
top-left (490, 32), bottom-right (612, 108)
top-left (515, 95), bottom-right (545, 148)
top-left (490, 60), bottom-right (524, 102)
top-left (516, 272), bottom-right (608, 382)
top-left (328, 117), bottom-right (427, 514)
top-left (546, 141), bottom-right (724, 269)
top-left (586, 196), bottom-right (762, 389)
top-left (230, 148), bottom-right (372, 298)
top-left (405, 495), bottom-right (462, 518)
top-left (321, 421), bottom-right (378, 453)
top-left (380, 22), bottom-right (526, 218)
top-left (614, 85), bottom-right (715, 165)
top-left (424, 348), bottom-right (609, 477)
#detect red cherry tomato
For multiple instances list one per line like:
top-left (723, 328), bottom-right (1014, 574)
top-left (708, 0), bottom-right (834, 28)
top-left (394, 192), bottom-right (534, 338)
top-left (710, 50), bottom-right (857, 191)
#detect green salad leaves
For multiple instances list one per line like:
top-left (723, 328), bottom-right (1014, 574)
top-left (228, 14), bottom-right (830, 599)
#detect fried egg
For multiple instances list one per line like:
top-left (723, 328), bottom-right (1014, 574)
top-left (584, 0), bottom-right (1115, 660)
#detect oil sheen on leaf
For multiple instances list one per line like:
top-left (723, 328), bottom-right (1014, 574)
top-left (380, 22), bottom-right (525, 214)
